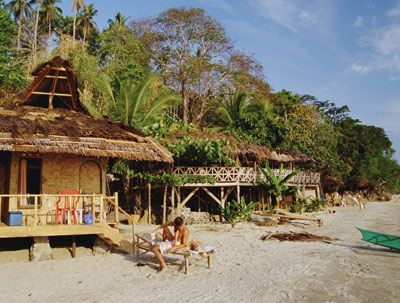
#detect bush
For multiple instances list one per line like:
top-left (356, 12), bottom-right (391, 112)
top-left (218, 197), bottom-right (257, 227)
top-left (289, 196), bottom-right (328, 213)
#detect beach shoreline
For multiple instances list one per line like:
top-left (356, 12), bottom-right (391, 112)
top-left (0, 200), bottom-right (399, 303)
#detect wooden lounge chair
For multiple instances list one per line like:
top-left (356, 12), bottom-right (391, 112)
top-left (134, 234), bottom-right (214, 274)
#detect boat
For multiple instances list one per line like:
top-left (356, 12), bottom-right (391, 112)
top-left (357, 228), bottom-right (400, 250)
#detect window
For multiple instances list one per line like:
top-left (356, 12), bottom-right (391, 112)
top-left (19, 158), bottom-right (41, 207)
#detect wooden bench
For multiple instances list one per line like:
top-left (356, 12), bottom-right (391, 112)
top-left (134, 234), bottom-right (213, 274)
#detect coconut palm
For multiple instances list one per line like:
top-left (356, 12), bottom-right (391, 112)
top-left (40, 0), bottom-right (62, 48)
top-left (6, 0), bottom-right (34, 52)
top-left (216, 90), bottom-right (265, 129)
top-left (32, 0), bottom-right (41, 65)
top-left (97, 74), bottom-right (180, 130)
top-left (107, 12), bottom-right (128, 28)
top-left (71, 0), bottom-right (83, 43)
top-left (77, 3), bottom-right (97, 43)
top-left (258, 163), bottom-right (298, 209)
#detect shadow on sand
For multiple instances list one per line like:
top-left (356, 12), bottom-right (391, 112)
top-left (335, 242), bottom-right (400, 258)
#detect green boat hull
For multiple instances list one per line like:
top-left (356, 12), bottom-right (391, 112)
top-left (357, 228), bottom-right (400, 250)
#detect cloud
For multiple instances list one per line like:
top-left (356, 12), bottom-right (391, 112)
top-left (246, 0), bottom-right (334, 36)
top-left (387, 0), bottom-right (400, 17)
top-left (350, 63), bottom-right (369, 75)
top-left (353, 15), bottom-right (364, 28)
top-left (350, 1), bottom-right (400, 76)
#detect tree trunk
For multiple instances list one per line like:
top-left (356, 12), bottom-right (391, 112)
top-left (48, 21), bottom-right (52, 53)
top-left (33, 4), bottom-right (40, 66)
top-left (181, 80), bottom-right (189, 124)
top-left (73, 12), bottom-right (77, 45)
top-left (17, 20), bottom-right (22, 53)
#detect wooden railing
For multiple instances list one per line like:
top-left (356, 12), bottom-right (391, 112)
top-left (173, 166), bottom-right (320, 185)
top-left (0, 193), bottom-right (120, 227)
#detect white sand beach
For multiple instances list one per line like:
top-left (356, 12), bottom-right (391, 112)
top-left (0, 200), bottom-right (399, 303)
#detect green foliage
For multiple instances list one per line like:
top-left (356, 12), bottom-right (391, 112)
top-left (258, 164), bottom-right (298, 207)
top-left (112, 160), bottom-right (216, 186)
top-left (0, 4), bottom-right (26, 93)
top-left (97, 73), bottom-right (180, 130)
top-left (289, 196), bottom-right (327, 213)
top-left (218, 197), bottom-right (257, 227)
top-left (166, 136), bottom-right (236, 166)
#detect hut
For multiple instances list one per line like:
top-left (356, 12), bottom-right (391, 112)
top-left (131, 131), bottom-right (320, 224)
top-left (0, 57), bottom-right (172, 252)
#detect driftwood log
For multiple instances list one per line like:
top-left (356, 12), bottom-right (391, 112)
top-left (272, 209), bottom-right (323, 227)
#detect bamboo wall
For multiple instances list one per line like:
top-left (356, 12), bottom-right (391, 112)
top-left (8, 153), bottom-right (106, 214)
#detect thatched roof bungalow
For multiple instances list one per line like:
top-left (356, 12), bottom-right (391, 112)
top-left (0, 57), bottom-right (172, 226)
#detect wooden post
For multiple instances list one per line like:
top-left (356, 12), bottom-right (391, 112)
top-left (114, 192), bottom-right (119, 224)
top-left (92, 193), bottom-right (96, 222)
top-left (176, 187), bottom-right (181, 216)
top-left (72, 235), bottom-right (76, 258)
top-left (171, 186), bottom-right (175, 217)
top-left (260, 188), bottom-right (265, 211)
top-left (33, 196), bottom-right (38, 226)
top-left (147, 183), bottom-right (151, 224)
top-left (68, 196), bottom-right (72, 225)
top-left (185, 255), bottom-right (189, 274)
top-left (220, 187), bottom-right (225, 208)
top-left (100, 195), bottom-right (104, 224)
top-left (316, 186), bottom-right (320, 199)
top-left (207, 255), bottom-right (211, 269)
top-left (162, 185), bottom-right (167, 224)
top-left (236, 184), bottom-right (240, 203)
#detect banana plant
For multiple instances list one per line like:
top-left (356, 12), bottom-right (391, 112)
top-left (258, 163), bottom-right (298, 209)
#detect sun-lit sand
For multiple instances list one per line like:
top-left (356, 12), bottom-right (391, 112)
top-left (0, 199), bottom-right (399, 303)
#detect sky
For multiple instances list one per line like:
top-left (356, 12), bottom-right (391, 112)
top-left (60, 0), bottom-right (400, 160)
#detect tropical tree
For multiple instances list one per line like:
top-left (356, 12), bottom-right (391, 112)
top-left (40, 0), bottom-right (62, 48)
top-left (77, 3), bottom-right (97, 43)
top-left (97, 73), bottom-right (180, 130)
top-left (0, 1), bottom-right (26, 96)
top-left (215, 91), bottom-right (266, 129)
top-left (32, 0), bottom-right (41, 65)
top-left (107, 11), bottom-right (127, 27)
top-left (135, 8), bottom-right (233, 125)
top-left (6, 0), bottom-right (33, 52)
top-left (71, 0), bottom-right (83, 43)
top-left (99, 12), bottom-right (147, 84)
top-left (258, 164), bottom-right (298, 209)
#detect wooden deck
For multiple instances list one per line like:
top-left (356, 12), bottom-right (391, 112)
top-left (0, 224), bottom-right (104, 238)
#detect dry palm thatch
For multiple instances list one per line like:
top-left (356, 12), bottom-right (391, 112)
top-left (0, 57), bottom-right (173, 163)
top-left (261, 232), bottom-right (337, 242)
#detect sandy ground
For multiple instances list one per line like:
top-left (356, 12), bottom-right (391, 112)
top-left (0, 200), bottom-right (399, 303)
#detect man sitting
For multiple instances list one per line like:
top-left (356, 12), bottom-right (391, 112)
top-left (152, 216), bottom-right (189, 272)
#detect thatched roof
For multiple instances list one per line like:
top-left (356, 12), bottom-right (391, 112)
top-left (1, 57), bottom-right (173, 163)
top-left (0, 106), bottom-right (173, 163)
top-left (15, 56), bottom-right (89, 113)
top-left (166, 131), bottom-right (312, 164)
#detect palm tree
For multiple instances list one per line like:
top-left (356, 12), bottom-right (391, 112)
top-left (107, 12), bottom-right (128, 28)
top-left (77, 3), bottom-right (97, 43)
top-left (7, 0), bottom-right (34, 52)
top-left (71, 0), bottom-right (83, 43)
top-left (40, 0), bottom-right (62, 49)
top-left (32, 0), bottom-right (41, 65)
top-left (97, 74), bottom-right (180, 130)
top-left (258, 164), bottom-right (298, 209)
top-left (216, 91), bottom-right (265, 129)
